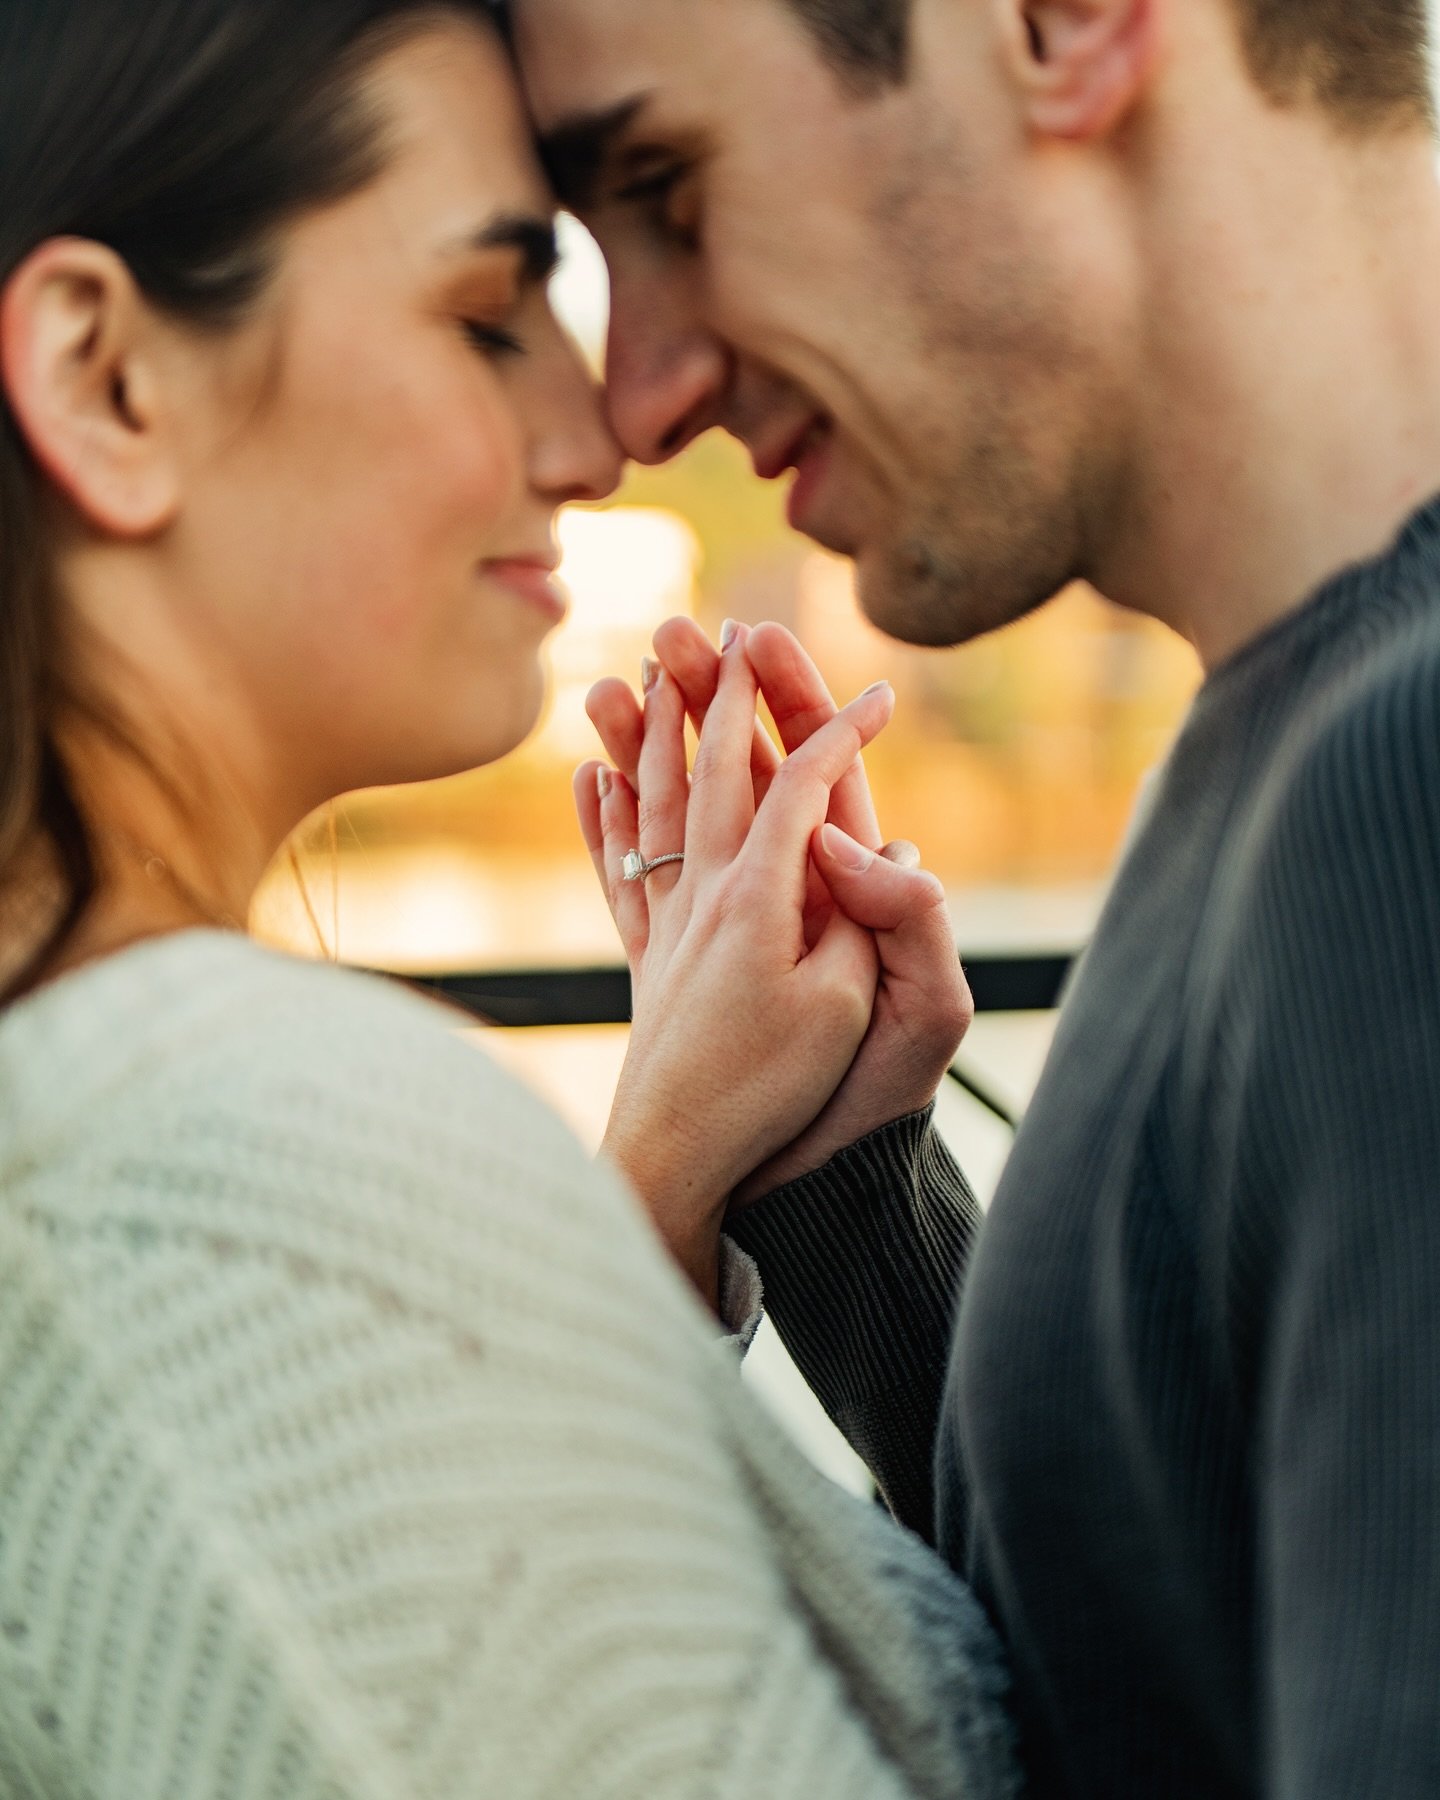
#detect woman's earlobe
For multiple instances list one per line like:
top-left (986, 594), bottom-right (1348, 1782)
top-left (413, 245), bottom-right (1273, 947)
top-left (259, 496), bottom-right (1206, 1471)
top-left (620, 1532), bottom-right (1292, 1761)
top-left (0, 237), bottom-right (179, 536)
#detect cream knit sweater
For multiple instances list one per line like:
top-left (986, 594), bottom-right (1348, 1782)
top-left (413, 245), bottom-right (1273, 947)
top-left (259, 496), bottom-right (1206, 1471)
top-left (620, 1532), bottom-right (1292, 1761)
top-left (0, 930), bottom-right (1015, 1800)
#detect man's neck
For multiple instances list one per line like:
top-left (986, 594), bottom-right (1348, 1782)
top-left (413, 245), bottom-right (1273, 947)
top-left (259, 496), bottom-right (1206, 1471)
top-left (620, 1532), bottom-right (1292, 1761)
top-left (1098, 109), bottom-right (1440, 672)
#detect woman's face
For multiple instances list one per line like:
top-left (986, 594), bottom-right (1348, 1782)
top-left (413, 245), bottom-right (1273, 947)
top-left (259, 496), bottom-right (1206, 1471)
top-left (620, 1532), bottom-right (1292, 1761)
top-left (164, 17), bottom-right (621, 813)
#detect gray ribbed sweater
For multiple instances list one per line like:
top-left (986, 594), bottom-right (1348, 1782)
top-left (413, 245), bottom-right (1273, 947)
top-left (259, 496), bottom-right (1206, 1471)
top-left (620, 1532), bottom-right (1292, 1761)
top-left (731, 493), bottom-right (1440, 1797)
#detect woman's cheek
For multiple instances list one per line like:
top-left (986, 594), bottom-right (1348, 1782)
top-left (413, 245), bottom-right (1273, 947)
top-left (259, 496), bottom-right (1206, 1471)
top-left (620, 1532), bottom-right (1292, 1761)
top-left (425, 366), bottom-right (529, 543)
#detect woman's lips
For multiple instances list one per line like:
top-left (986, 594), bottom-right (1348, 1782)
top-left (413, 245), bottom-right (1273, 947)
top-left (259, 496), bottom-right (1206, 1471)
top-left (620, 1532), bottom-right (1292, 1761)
top-left (482, 557), bottom-right (567, 623)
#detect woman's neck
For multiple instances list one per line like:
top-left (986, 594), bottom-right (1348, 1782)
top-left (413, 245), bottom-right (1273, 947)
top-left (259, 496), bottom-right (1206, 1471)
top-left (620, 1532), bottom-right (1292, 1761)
top-left (1, 715), bottom-right (275, 1000)
top-left (0, 830), bottom-right (244, 1003)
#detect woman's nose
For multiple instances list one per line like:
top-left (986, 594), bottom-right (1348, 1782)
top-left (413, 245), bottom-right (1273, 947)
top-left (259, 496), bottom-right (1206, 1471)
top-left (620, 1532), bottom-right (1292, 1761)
top-left (528, 347), bottom-right (624, 505)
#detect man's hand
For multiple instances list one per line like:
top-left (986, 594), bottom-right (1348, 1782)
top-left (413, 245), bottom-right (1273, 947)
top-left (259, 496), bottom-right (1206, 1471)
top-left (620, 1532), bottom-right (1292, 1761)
top-left (581, 618), bottom-right (973, 1209)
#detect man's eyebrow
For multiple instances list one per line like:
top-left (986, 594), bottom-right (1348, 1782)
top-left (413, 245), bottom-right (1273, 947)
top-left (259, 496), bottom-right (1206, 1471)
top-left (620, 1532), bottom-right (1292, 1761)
top-left (537, 96), bottom-right (650, 211)
top-left (454, 213), bottom-right (560, 285)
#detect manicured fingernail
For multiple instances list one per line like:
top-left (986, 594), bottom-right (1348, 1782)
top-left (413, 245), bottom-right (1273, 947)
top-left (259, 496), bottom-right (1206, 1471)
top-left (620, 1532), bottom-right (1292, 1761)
top-left (641, 656), bottom-right (659, 694)
top-left (862, 679), bottom-right (892, 699)
top-left (821, 823), bottom-right (874, 872)
top-left (596, 765), bottom-right (612, 800)
top-left (720, 618), bottom-right (740, 652)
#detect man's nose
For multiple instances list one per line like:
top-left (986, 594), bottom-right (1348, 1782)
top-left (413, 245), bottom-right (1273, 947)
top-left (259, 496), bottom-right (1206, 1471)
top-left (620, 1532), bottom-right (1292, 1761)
top-left (604, 294), bottom-right (731, 466)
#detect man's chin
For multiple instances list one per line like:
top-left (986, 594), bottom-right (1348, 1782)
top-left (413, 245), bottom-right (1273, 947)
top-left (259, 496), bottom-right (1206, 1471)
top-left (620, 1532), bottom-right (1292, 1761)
top-left (855, 533), bottom-right (1068, 650)
top-left (794, 512), bottom-right (859, 561)
top-left (853, 547), bottom-right (971, 649)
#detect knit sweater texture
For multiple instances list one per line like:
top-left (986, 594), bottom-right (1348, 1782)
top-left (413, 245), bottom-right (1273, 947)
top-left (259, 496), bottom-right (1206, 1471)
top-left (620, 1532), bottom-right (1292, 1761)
top-left (730, 491), bottom-right (1440, 1798)
top-left (0, 932), bottom-right (1018, 1799)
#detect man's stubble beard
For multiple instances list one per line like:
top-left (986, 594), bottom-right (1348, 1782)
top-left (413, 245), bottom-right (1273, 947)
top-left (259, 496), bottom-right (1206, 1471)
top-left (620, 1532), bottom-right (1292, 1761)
top-left (855, 399), bottom-right (1090, 650)
top-left (857, 143), bottom-right (1098, 649)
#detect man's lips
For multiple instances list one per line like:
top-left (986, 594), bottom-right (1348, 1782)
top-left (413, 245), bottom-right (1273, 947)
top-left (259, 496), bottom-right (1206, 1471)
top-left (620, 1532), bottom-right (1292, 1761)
top-left (745, 415), bottom-right (845, 545)
top-left (785, 427), bottom-right (835, 536)
top-left (750, 416), bottom-right (830, 483)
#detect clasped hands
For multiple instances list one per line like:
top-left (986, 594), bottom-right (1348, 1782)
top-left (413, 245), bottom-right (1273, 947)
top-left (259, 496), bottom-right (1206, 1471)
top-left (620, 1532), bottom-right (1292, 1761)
top-left (576, 619), bottom-right (973, 1307)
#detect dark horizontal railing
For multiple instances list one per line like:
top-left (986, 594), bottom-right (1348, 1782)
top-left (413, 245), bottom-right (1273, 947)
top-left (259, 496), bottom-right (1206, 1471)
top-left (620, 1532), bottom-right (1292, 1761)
top-left (383, 951), bottom-right (1077, 1134)
top-left (396, 951), bottom-right (1074, 1031)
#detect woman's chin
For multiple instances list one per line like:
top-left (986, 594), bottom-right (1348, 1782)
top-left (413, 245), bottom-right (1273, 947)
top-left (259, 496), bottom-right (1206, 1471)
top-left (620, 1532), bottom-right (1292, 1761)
top-left (470, 715), bottom-right (541, 772)
top-left (314, 673), bottom-right (549, 797)
top-left (481, 679), bottom-right (548, 767)
top-left (437, 681), bottom-right (548, 777)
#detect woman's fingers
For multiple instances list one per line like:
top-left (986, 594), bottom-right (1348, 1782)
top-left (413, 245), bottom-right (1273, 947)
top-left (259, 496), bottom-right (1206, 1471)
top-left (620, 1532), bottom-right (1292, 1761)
top-left (634, 665), bottom-right (691, 894)
top-left (574, 759), bottom-right (608, 894)
top-left (586, 677), bottom-right (645, 787)
top-left (685, 624), bottom-right (762, 869)
top-left (653, 615), bottom-right (780, 797)
top-left (745, 682), bottom-right (895, 898)
top-left (745, 623), bottom-right (837, 748)
top-left (653, 616), bottom-right (722, 720)
top-left (747, 622), bottom-right (882, 848)
top-left (595, 764), bottom-right (650, 957)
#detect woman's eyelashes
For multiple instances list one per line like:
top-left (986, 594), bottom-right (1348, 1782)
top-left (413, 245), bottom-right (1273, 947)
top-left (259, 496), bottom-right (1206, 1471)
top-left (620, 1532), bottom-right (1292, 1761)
top-left (463, 319), bottom-right (525, 359)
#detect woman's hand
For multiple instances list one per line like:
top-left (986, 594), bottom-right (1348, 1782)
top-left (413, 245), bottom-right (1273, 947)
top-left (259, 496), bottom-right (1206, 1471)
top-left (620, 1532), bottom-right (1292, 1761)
top-left (575, 626), bottom-right (893, 1304)
top-left (582, 620), bottom-right (973, 1214)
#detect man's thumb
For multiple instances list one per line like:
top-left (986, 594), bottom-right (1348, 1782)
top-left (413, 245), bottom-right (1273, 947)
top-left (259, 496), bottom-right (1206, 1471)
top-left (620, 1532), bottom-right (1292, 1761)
top-left (814, 823), bottom-right (948, 933)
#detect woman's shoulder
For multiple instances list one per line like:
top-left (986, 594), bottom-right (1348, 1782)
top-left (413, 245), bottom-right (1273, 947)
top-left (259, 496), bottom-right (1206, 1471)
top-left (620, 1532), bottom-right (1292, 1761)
top-left (4, 925), bottom-right (522, 1097)
top-left (3, 927), bottom-right (723, 1398)
top-left (0, 928), bottom-right (612, 1254)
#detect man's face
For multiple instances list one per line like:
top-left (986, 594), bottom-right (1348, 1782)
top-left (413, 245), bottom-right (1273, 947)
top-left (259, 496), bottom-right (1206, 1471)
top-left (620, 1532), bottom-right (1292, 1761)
top-left (513, 0), bottom-right (1119, 647)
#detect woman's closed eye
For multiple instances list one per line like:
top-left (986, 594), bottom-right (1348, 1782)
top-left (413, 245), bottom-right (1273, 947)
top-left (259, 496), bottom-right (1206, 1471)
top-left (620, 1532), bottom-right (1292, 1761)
top-left (450, 273), bottom-right (543, 362)
top-left (463, 318), bottom-right (525, 358)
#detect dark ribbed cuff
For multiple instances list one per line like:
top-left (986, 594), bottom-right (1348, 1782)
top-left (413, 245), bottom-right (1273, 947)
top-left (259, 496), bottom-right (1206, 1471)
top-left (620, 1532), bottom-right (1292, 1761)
top-left (727, 1107), bottom-right (982, 1544)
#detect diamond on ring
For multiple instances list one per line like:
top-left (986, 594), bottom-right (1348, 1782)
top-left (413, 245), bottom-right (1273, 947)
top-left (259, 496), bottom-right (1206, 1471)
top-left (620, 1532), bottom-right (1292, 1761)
top-left (622, 850), bottom-right (685, 883)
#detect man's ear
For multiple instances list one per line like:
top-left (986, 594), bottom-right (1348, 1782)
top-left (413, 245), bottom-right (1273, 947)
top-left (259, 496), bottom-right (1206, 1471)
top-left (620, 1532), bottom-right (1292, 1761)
top-left (0, 238), bottom-right (180, 537)
top-left (997, 0), bottom-right (1161, 140)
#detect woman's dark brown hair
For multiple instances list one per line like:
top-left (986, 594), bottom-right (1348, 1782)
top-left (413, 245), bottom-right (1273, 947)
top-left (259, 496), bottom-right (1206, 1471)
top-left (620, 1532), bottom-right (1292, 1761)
top-left (0, 0), bottom-right (492, 1002)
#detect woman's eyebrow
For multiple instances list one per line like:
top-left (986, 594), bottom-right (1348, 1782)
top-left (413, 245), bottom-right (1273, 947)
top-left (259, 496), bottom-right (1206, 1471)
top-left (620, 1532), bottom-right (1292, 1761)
top-left (537, 96), bottom-right (650, 211)
top-left (448, 213), bottom-right (560, 285)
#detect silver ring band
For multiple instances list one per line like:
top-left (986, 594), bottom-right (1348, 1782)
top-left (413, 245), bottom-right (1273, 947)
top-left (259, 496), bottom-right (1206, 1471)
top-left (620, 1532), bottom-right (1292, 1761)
top-left (622, 850), bottom-right (685, 883)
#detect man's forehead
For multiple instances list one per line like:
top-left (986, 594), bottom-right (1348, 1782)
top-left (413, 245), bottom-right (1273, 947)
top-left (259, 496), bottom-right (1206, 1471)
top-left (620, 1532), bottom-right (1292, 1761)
top-left (508, 0), bottom-right (809, 127)
top-left (510, 0), bottom-right (727, 204)
top-left (514, 0), bottom-right (854, 209)
top-left (509, 0), bottom-right (692, 121)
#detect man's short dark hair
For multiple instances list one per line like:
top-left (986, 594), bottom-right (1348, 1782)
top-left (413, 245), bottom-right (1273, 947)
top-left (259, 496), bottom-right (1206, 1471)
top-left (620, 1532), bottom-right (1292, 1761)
top-left (782, 0), bottom-right (908, 87)
top-left (782, 0), bottom-right (1433, 128)
top-left (1235, 0), bottom-right (1433, 129)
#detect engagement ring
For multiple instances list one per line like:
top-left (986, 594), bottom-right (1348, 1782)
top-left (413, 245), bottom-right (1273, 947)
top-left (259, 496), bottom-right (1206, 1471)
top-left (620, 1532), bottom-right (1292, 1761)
top-left (622, 850), bottom-right (686, 883)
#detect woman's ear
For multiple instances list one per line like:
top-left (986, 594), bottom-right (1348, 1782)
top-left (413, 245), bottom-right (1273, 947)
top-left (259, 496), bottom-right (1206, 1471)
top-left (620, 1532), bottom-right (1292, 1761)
top-left (0, 238), bottom-right (180, 537)
top-left (996, 0), bottom-right (1161, 141)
